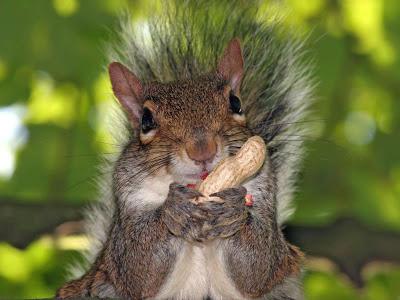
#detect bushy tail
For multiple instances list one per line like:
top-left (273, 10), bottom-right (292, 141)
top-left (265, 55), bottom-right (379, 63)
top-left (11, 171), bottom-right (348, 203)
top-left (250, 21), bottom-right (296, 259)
top-left (109, 0), bottom-right (314, 224)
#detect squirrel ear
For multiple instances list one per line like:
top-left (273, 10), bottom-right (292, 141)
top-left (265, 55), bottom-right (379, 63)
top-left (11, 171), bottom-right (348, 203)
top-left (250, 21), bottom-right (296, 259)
top-left (217, 38), bottom-right (244, 93)
top-left (108, 62), bottom-right (143, 128)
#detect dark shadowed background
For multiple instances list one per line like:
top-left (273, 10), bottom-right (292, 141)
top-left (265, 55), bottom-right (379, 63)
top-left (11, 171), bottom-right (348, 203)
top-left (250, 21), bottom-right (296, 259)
top-left (0, 0), bottom-right (399, 299)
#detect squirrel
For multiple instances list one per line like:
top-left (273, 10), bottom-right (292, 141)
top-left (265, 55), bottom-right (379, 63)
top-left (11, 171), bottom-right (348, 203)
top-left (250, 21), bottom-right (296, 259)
top-left (56, 1), bottom-right (313, 299)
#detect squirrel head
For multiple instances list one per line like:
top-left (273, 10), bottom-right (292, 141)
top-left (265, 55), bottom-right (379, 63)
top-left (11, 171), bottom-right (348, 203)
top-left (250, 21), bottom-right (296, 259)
top-left (109, 39), bottom-right (251, 182)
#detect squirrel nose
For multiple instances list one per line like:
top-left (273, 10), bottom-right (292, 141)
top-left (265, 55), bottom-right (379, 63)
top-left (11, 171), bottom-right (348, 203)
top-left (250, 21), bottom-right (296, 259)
top-left (185, 137), bottom-right (217, 164)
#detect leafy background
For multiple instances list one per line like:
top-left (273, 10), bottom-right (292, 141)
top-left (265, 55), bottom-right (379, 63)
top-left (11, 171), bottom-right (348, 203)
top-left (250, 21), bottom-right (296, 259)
top-left (0, 0), bottom-right (399, 299)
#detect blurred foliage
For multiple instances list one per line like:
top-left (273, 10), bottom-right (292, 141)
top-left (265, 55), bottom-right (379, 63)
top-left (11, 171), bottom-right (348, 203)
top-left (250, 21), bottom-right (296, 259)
top-left (0, 240), bottom-right (80, 298)
top-left (0, 0), bottom-right (399, 298)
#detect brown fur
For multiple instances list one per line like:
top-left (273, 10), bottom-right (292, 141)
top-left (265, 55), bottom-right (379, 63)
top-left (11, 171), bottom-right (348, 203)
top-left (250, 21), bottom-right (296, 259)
top-left (56, 39), bottom-right (303, 299)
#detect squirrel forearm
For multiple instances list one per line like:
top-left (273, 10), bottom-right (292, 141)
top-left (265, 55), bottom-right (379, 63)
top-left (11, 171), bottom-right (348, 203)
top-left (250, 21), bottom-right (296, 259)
top-left (222, 207), bottom-right (302, 298)
top-left (106, 208), bottom-right (181, 299)
top-left (57, 207), bottom-right (181, 299)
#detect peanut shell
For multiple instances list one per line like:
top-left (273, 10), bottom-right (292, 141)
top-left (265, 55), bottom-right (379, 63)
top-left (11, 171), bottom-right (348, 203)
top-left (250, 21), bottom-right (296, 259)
top-left (197, 136), bottom-right (266, 202)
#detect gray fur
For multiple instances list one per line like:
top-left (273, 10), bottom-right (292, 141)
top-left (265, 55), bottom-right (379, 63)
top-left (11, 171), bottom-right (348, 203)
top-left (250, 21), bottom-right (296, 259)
top-left (63, 0), bottom-right (314, 298)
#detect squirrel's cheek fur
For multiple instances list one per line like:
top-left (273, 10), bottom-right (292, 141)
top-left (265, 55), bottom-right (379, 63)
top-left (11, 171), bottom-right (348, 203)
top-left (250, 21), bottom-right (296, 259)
top-left (138, 120), bottom-right (250, 183)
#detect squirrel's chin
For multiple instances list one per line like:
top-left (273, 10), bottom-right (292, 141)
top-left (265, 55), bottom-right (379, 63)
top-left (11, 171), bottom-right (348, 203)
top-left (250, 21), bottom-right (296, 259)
top-left (179, 173), bottom-right (202, 183)
top-left (169, 157), bottom-right (220, 184)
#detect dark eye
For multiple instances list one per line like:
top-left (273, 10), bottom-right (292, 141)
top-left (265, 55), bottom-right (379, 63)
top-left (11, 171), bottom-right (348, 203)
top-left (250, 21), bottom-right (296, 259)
top-left (229, 92), bottom-right (242, 115)
top-left (141, 108), bottom-right (157, 133)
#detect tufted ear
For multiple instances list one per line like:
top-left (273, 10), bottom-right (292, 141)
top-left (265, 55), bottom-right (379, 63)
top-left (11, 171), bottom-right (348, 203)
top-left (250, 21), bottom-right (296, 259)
top-left (108, 62), bottom-right (143, 128)
top-left (217, 38), bottom-right (244, 93)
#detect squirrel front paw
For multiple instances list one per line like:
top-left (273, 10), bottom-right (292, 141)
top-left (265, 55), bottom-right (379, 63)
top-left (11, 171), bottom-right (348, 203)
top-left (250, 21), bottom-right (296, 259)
top-left (162, 183), bottom-right (209, 242)
top-left (199, 186), bottom-right (249, 240)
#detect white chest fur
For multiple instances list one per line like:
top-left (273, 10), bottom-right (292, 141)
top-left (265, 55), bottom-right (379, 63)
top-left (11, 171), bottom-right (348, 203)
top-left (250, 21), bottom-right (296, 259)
top-left (156, 244), bottom-right (209, 299)
top-left (156, 242), bottom-right (244, 300)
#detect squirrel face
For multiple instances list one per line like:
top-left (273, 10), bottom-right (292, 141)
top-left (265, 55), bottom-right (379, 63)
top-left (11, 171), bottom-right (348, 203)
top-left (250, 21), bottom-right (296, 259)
top-left (137, 76), bottom-right (249, 181)
top-left (109, 39), bottom-right (250, 182)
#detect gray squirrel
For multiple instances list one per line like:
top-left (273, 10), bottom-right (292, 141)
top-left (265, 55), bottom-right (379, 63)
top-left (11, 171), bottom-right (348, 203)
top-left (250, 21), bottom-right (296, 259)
top-left (56, 1), bottom-right (313, 299)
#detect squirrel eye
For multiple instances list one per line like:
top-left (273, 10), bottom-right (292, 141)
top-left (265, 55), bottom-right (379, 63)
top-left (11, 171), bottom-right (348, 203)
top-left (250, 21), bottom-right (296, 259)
top-left (141, 108), bottom-right (156, 133)
top-left (229, 92), bottom-right (242, 115)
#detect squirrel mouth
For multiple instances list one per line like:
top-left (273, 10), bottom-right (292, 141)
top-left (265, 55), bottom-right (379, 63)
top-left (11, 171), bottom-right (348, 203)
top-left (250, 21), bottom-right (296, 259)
top-left (185, 170), bottom-right (209, 181)
top-left (177, 163), bottom-right (214, 184)
top-left (186, 170), bottom-right (209, 189)
top-left (200, 170), bottom-right (209, 181)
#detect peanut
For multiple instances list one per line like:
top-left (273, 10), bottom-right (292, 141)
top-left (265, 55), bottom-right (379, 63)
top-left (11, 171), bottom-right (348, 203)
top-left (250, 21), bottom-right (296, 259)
top-left (198, 136), bottom-right (266, 202)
